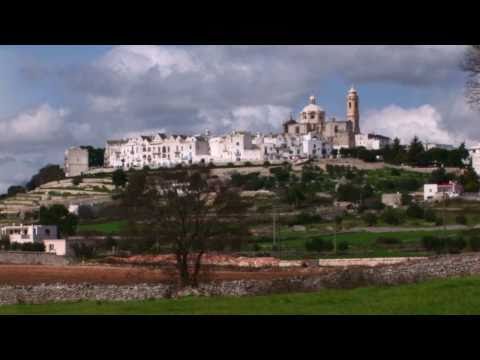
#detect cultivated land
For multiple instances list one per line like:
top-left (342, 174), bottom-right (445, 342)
top-left (2, 276), bottom-right (480, 315)
top-left (0, 264), bottom-right (330, 285)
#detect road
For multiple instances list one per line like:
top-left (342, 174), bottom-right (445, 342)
top-left (346, 224), bottom-right (480, 233)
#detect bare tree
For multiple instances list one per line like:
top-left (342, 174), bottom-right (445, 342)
top-left (462, 45), bottom-right (480, 110)
top-left (141, 171), bottom-right (249, 287)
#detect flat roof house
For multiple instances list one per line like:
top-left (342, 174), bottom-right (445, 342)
top-left (0, 224), bottom-right (58, 244)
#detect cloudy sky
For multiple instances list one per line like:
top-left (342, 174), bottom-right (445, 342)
top-left (0, 45), bottom-right (478, 192)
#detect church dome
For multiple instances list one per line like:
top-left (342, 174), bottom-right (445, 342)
top-left (301, 95), bottom-right (324, 113)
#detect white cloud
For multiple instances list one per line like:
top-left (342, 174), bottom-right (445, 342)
top-left (87, 95), bottom-right (126, 113)
top-left (198, 105), bottom-right (291, 135)
top-left (0, 104), bottom-right (70, 146)
top-left (97, 45), bottom-right (200, 79)
top-left (362, 104), bottom-right (471, 145)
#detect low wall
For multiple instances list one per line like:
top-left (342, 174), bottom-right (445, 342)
top-left (0, 251), bottom-right (69, 266)
top-left (2, 253), bottom-right (480, 305)
top-left (318, 257), bottom-right (427, 267)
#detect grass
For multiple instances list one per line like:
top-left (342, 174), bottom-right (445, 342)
top-left (253, 227), bottom-right (462, 258)
top-left (2, 276), bottom-right (480, 314)
top-left (77, 220), bottom-right (127, 234)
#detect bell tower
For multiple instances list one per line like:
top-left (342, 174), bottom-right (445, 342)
top-left (347, 86), bottom-right (360, 134)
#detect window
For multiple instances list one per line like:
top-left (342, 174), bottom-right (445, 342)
top-left (45, 229), bottom-right (51, 236)
top-left (49, 244), bottom-right (55, 251)
top-left (349, 102), bottom-right (352, 109)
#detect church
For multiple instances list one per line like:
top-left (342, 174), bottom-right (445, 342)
top-left (282, 87), bottom-right (360, 149)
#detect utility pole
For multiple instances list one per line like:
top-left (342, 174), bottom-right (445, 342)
top-left (273, 205), bottom-right (276, 249)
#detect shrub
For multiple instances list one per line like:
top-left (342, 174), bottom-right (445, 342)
top-left (469, 236), bottom-right (480, 251)
top-left (244, 161), bottom-right (253, 167)
top-left (362, 212), bottom-right (378, 227)
top-left (263, 161), bottom-right (271, 167)
top-left (455, 214), bottom-right (468, 225)
top-left (406, 203), bottom-right (424, 219)
top-left (227, 162), bottom-right (235, 167)
top-left (381, 208), bottom-right (405, 225)
top-left (421, 235), bottom-right (466, 254)
top-left (305, 237), bottom-right (333, 252)
top-left (448, 236), bottom-right (467, 254)
top-left (338, 241), bottom-right (349, 252)
top-left (424, 208), bottom-right (437, 222)
top-left (71, 243), bottom-right (96, 259)
top-left (376, 237), bottom-right (402, 245)
top-left (105, 235), bottom-right (117, 250)
top-left (401, 193), bottom-right (413, 206)
top-left (421, 236), bottom-right (437, 251)
top-left (8, 242), bottom-right (45, 252)
top-left (72, 177), bottom-right (83, 186)
top-left (252, 243), bottom-right (262, 252)
top-left (295, 212), bottom-right (322, 225)
top-left (435, 218), bottom-right (444, 226)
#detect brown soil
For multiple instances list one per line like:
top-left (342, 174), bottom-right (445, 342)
top-left (0, 264), bottom-right (330, 286)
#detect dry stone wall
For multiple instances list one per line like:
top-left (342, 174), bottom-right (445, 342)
top-left (2, 254), bottom-right (480, 305)
top-left (0, 252), bottom-right (70, 266)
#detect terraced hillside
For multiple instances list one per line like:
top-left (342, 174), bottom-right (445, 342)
top-left (0, 178), bottom-right (115, 217)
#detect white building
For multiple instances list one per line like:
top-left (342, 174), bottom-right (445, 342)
top-left (424, 143), bottom-right (456, 151)
top-left (424, 181), bottom-right (464, 201)
top-left (469, 144), bottom-right (480, 176)
top-left (209, 131), bottom-right (263, 163)
top-left (104, 134), bottom-right (210, 169)
top-left (1, 224), bottom-right (58, 244)
top-left (355, 133), bottom-right (391, 150)
top-left (44, 239), bottom-right (68, 256)
top-left (253, 133), bottom-right (331, 162)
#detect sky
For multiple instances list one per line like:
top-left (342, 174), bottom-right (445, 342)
top-left (0, 45), bottom-right (478, 193)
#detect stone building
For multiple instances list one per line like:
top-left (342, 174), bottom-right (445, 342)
top-left (64, 147), bottom-right (89, 177)
top-left (282, 87), bottom-right (359, 149)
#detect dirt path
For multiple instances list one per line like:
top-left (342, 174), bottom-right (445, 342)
top-left (347, 224), bottom-right (479, 233)
top-left (0, 264), bottom-right (330, 286)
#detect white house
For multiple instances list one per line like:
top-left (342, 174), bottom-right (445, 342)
top-left (43, 239), bottom-right (68, 256)
top-left (424, 181), bottom-right (464, 201)
top-left (0, 224), bottom-right (58, 244)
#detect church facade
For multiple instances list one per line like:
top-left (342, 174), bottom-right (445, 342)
top-left (283, 87), bottom-right (360, 149)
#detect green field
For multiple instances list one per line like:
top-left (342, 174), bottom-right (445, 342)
top-left (257, 227), bottom-right (460, 256)
top-left (77, 220), bottom-right (127, 234)
top-left (2, 276), bottom-right (480, 314)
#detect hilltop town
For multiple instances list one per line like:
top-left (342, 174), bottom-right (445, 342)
top-left (65, 87), bottom-right (395, 176)
top-left (2, 85), bottom-right (480, 312)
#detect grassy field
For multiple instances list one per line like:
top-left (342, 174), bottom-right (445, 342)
top-left (2, 276), bottom-right (480, 314)
top-left (271, 228), bottom-right (459, 249)
top-left (77, 220), bottom-right (127, 234)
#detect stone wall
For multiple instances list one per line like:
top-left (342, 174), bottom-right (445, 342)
top-left (0, 251), bottom-right (70, 266)
top-left (318, 257), bottom-right (427, 268)
top-left (2, 254), bottom-right (480, 305)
